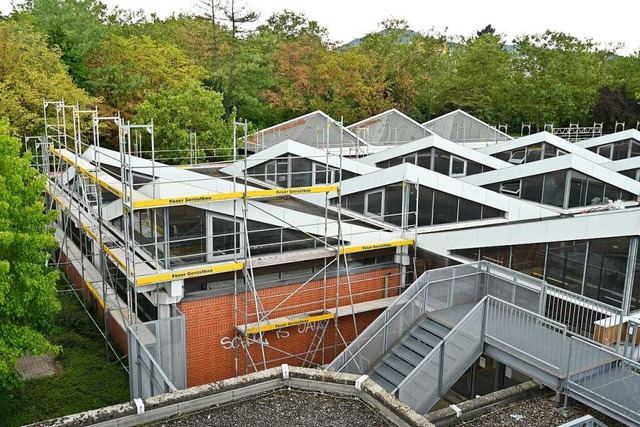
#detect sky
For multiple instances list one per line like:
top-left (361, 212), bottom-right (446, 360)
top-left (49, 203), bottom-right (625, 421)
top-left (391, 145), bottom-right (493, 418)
top-left (1, 0), bottom-right (639, 54)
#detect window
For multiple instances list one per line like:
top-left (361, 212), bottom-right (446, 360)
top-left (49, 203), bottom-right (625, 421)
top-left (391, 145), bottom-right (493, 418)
top-left (291, 157), bottom-right (312, 187)
top-left (403, 153), bottom-right (417, 164)
top-left (384, 185), bottom-right (403, 225)
top-left (613, 141), bottom-right (630, 160)
top-left (597, 144), bottom-right (612, 159)
top-left (265, 161), bottom-right (276, 184)
top-left (500, 180), bottom-right (521, 196)
top-left (276, 159), bottom-right (288, 186)
top-left (450, 156), bottom-right (466, 177)
top-left (365, 190), bottom-right (383, 217)
top-left (525, 144), bottom-right (542, 163)
top-left (541, 171), bottom-right (567, 207)
top-left (314, 163), bottom-right (334, 185)
top-left (432, 191), bottom-right (458, 224)
top-left (433, 149), bottom-right (450, 174)
top-left (508, 149), bottom-right (526, 164)
top-left (521, 175), bottom-right (544, 203)
top-left (417, 149), bottom-right (432, 169)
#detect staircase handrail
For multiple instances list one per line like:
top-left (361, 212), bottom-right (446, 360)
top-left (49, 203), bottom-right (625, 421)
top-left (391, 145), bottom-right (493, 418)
top-left (393, 295), bottom-right (489, 396)
top-left (329, 269), bottom-right (483, 372)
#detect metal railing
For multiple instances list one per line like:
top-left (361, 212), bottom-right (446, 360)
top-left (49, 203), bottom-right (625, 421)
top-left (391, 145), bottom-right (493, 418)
top-left (327, 261), bottom-right (541, 373)
top-left (128, 308), bottom-right (187, 399)
top-left (544, 284), bottom-right (624, 346)
top-left (394, 296), bottom-right (487, 414)
top-left (566, 338), bottom-right (640, 424)
top-left (328, 261), bottom-right (640, 424)
top-left (327, 263), bottom-right (484, 373)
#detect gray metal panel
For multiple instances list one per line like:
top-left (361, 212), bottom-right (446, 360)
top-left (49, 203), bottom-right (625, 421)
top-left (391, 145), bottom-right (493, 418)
top-left (349, 110), bottom-right (429, 145)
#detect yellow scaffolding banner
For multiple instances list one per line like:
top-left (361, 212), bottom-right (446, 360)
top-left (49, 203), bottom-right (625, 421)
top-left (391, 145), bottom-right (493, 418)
top-left (135, 261), bottom-right (244, 286)
top-left (339, 239), bottom-right (414, 255)
top-left (240, 312), bottom-right (335, 335)
top-left (132, 185), bottom-right (339, 209)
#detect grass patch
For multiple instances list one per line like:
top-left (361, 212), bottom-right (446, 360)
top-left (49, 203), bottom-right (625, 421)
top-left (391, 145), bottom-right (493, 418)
top-left (0, 284), bottom-right (130, 427)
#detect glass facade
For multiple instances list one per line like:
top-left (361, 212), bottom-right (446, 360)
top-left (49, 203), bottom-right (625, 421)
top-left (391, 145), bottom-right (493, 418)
top-left (247, 154), bottom-right (356, 188)
top-left (485, 169), bottom-right (635, 209)
top-left (338, 184), bottom-right (504, 227)
top-left (451, 236), bottom-right (639, 311)
top-left (376, 147), bottom-right (493, 177)
top-left (586, 138), bottom-right (640, 161)
top-left (493, 142), bottom-right (567, 164)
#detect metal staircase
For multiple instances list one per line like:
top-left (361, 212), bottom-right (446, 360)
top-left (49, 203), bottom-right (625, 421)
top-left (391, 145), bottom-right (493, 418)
top-left (369, 316), bottom-right (451, 392)
top-left (327, 261), bottom-right (640, 426)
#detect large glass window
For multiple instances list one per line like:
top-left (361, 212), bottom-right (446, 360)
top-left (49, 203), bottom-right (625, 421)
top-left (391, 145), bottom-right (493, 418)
top-left (168, 205), bottom-right (206, 266)
top-left (521, 175), bottom-right (544, 203)
top-left (417, 149), bottom-right (432, 169)
top-left (511, 243), bottom-right (546, 278)
top-left (450, 156), bottom-right (466, 176)
top-left (458, 198), bottom-right (482, 222)
top-left (481, 246), bottom-right (510, 266)
top-left (291, 157), bottom-right (312, 187)
top-left (433, 149), bottom-right (450, 175)
top-left (384, 184), bottom-right (403, 225)
top-left (613, 141), bottom-right (630, 160)
top-left (365, 190), bottom-right (383, 217)
top-left (211, 215), bottom-right (240, 258)
top-left (545, 241), bottom-right (587, 294)
top-left (567, 171), bottom-right (589, 208)
top-left (541, 171), bottom-right (567, 207)
top-left (433, 191), bottom-right (458, 225)
top-left (584, 237), bottom-right (629, 308)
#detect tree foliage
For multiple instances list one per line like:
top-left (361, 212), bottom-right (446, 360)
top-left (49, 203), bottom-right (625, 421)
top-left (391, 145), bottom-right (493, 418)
top-left (0, 118), bottom-right (61, 390)
top-left (136, 79), bottom-right (234, 163)
top-left (0, 21), bottom-right (93, 136)
top-left (17, 0), bottom-right (106, 87)
top-left (85, 34), bottom-right (206, 110)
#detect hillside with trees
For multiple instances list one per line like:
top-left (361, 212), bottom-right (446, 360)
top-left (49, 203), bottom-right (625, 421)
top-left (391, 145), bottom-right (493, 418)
top-left (1, 0), bottom-right (640, 153)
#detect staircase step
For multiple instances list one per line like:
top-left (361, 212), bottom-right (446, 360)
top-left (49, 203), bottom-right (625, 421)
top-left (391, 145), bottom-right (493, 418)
top-left (402, 335), bottom-right (434, 357)
top-left (392, 344), bottom-right (424, 366)
top-left (369, 371), bottom-right (396, 393)
top-left (375, 363), bottom-right (405, 386)
top-left (420, 318), bottom-right (451, 339)
top-left (410, 327), bottom-right (442, 348)
top-left (383, 353), bottom-right (415, 376)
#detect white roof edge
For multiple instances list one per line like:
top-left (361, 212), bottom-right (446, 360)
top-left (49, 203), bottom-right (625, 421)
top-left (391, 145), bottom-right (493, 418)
top-left (461, 153), bottom-right (640, 195)
top-left (220, 139), bottom-right (380, 176)
top-left (358, 134), bottom-right (511, 170)
top-left (575, 129), bottom-right (640, 148)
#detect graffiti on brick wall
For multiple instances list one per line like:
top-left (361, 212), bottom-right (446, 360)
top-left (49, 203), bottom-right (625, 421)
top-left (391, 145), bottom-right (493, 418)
top-left (220, 321), bottom-right (327, 351)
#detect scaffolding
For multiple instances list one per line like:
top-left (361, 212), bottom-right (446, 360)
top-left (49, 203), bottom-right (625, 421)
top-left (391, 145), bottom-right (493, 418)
top-left (30, 100), bottom-right (415, 393)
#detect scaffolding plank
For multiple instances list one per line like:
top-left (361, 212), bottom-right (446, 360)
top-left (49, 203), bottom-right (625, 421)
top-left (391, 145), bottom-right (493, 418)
top-left (50, 147), bottom-right (151, 202)
top-left (131, 185), bottom-right (339, 209)
top-left (238, 312), bottom-right (335, 336)
top-left (326, 296), bottom-right (398, 317)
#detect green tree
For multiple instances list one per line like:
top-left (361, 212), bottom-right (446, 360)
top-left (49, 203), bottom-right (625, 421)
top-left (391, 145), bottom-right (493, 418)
top-left (437, 33), bottom-right (513, 124)
top-left (136, 79), bottom-right (234, 163)
top-left (17, 0), bottom-right (106, 87)
top-left (85, 34), bottom-right (206, 111)
top-left (510, 31), bottom-right (610, 129)
top-left (0, 118), bottom-right (61, 390)
top-left (0, 21), bottom-right (93, 136)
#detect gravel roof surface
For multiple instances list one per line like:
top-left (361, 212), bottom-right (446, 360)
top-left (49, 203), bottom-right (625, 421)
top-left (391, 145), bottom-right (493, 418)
top-left (453, 395), bottom-right (624, 427)
top-left (150, 390), bottom-right (392, 427)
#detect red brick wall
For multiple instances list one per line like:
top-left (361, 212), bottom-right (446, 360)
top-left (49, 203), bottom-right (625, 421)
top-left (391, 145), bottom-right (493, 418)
top-left (58, 251), bottom-right (129, 355)
top-left (178, 267), bottom-right (400, 387)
